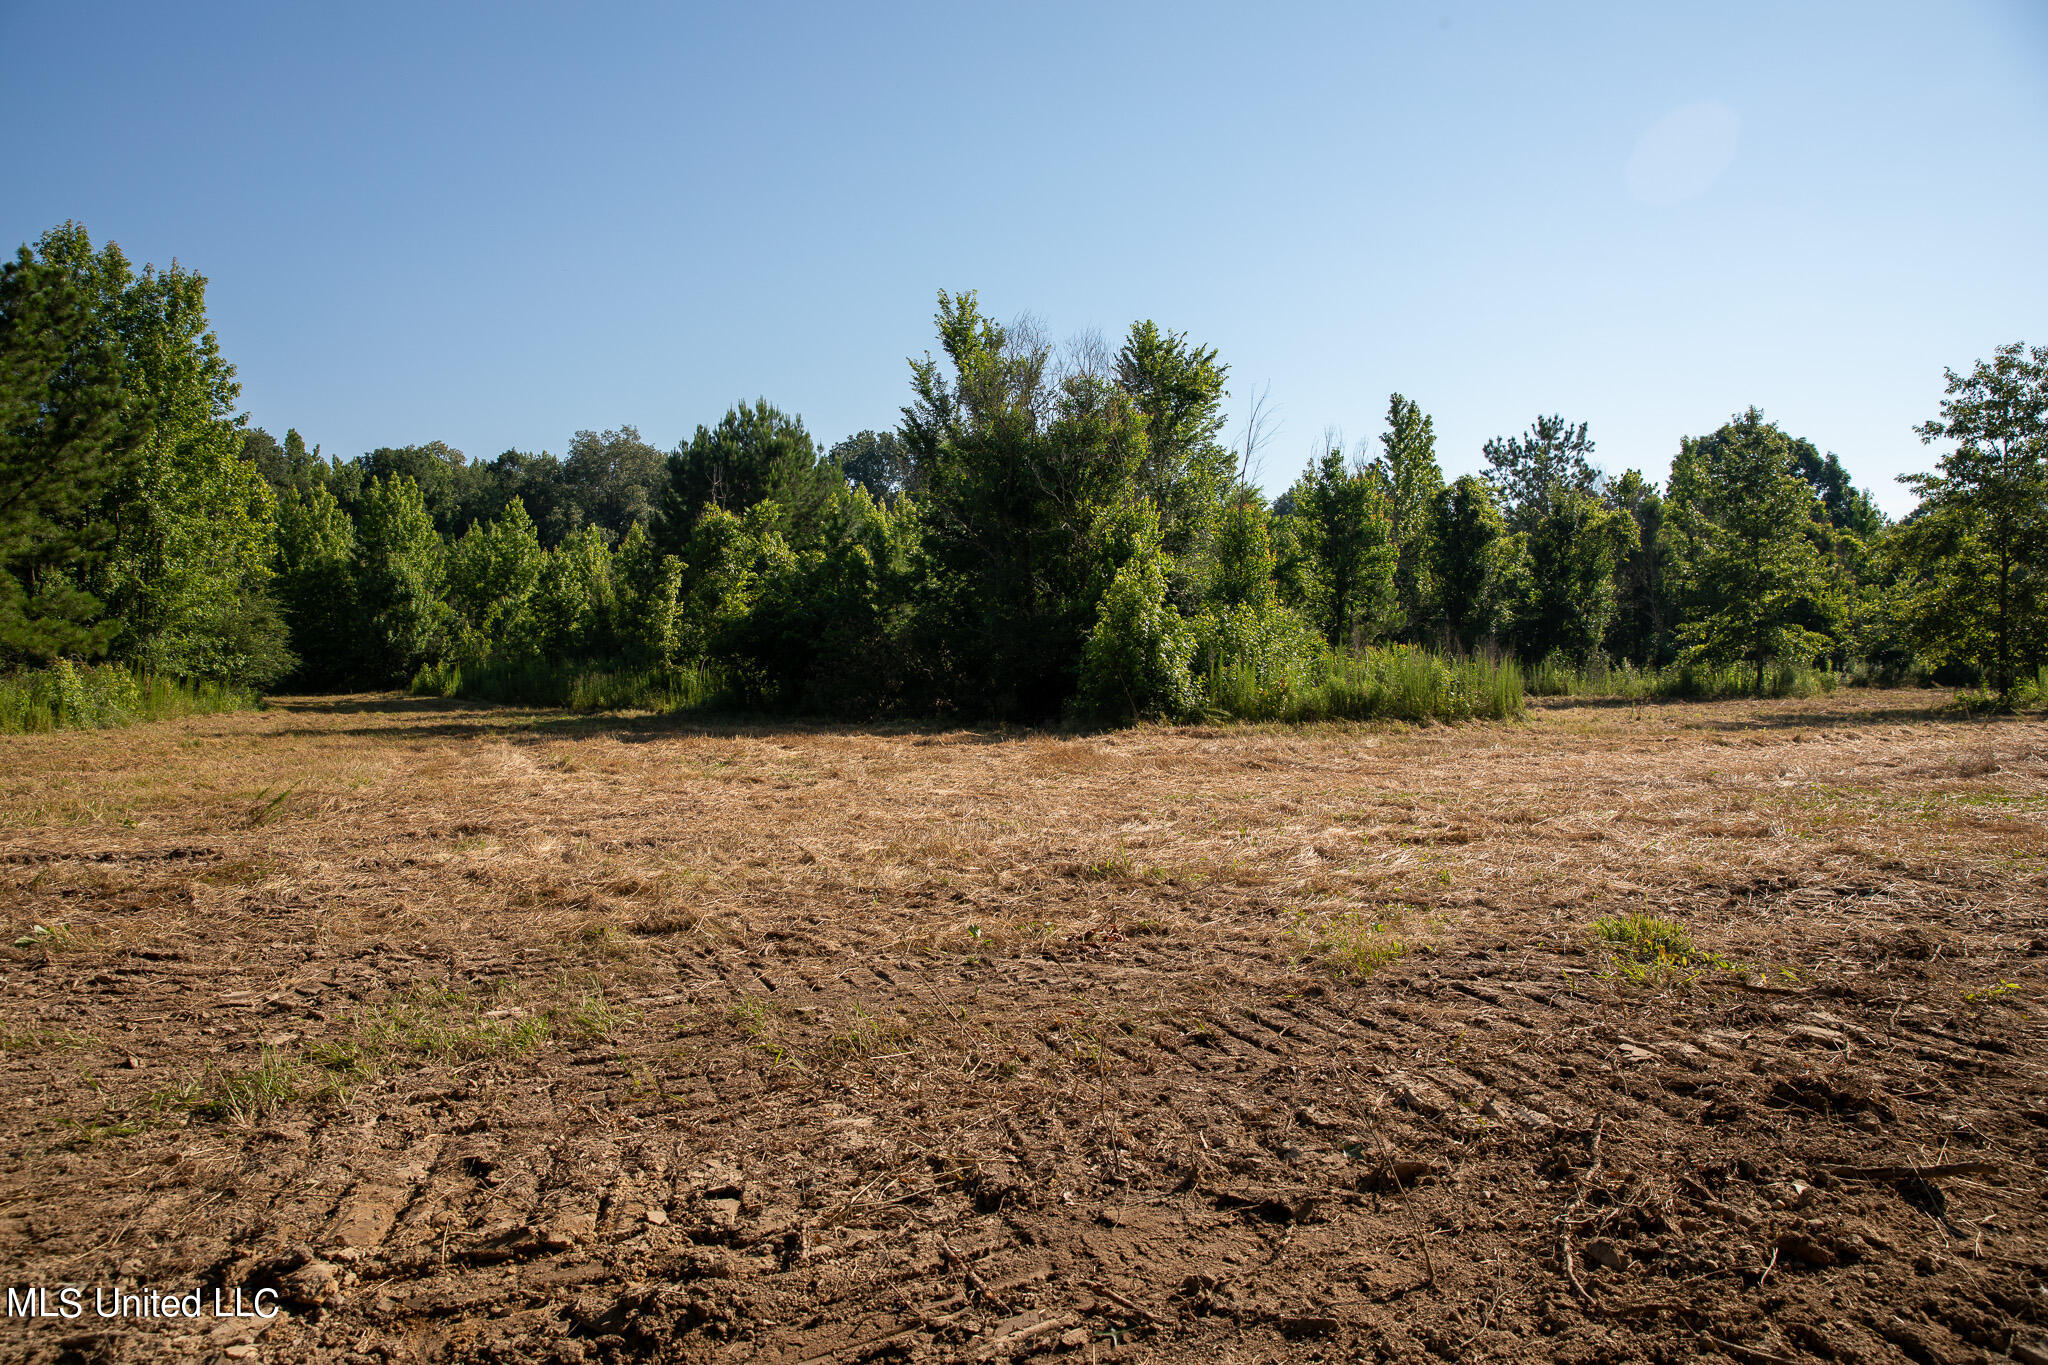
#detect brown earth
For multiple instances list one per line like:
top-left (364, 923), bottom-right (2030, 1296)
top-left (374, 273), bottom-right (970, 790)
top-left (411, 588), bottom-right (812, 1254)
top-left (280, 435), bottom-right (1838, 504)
top-left (1, 690), bottom-right (2045, 1365)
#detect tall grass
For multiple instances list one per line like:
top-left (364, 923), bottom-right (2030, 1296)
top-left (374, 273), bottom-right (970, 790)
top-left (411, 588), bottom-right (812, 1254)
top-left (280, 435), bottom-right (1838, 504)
top-left (410, 657), bottom-right (728, 714)
top-left (1524, 655), bottom-right (1839, 701)
top-left (1203, 645), bottom-right (1524, 724)
top-left (0, 661), bottom-right (260, 735)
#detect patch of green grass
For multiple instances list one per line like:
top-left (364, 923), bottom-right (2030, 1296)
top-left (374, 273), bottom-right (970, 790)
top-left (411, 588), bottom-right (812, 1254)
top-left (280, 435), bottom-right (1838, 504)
top-left (1299, 909), bottom-right (1408, 978)
top-left (0, 1024), bottom-right (100, 1050)
top-left (556, 989), bottom-right (637, 1043)
top-left (196, 1047), bottom-right (301, 1124)
top-left (1591, 913), bottom-right (1696, 964)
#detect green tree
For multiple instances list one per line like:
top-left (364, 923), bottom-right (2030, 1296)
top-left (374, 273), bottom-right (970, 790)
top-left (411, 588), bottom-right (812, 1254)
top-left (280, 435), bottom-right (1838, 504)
top-left (273, 482), bottom-right (358, 686)
top-left (1429, 475), bottom-right (1520, 653)
top-left (446, 497), bottom-right (544, 652)
top-left (902, 291), bottom-right (1148, 718)
top-left (358, 441), bottom-right (473, 534)
top-left (1483, 415), bottom-right (1601, 533)
top-left (1280, 446), bottom-right (1396, 649)
top-left (1902, 342), bottom-right (2048, 697)
top-left (1367, 394), bottom-right (1444, 640)
top-left (1114, 320), bottom-right (1234, 557)
top-left (0, 242), bottom-right (136, 663)
top-left (352, 474), bottom-right (450, 683)
top-left (1516, 488), bottom-right (1636, 664)
top-left (829, 429), bottom-right (918, 501)
top-left (23, 224), bottom-right (286, 682)
top-left (1667, 408), bottom-right (1839, 690)
top-left (565, 425), bottom-right (666, 539)
top-left (1077, 502), bottom-right (1199, 721)
top-left (657, 401), bottom-right (838, 553)
top-left (1604, 469), bottom-right (1677, 667)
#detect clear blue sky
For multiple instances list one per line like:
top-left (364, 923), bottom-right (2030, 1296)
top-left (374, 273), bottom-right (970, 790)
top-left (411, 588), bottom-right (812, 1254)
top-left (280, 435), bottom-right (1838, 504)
top-left (6, 1), bottom-right (2043, 515)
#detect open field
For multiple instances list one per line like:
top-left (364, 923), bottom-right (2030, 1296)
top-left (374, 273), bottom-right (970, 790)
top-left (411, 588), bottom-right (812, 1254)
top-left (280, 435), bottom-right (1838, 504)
top-left (1, 692), bottom-right (2044, 1365)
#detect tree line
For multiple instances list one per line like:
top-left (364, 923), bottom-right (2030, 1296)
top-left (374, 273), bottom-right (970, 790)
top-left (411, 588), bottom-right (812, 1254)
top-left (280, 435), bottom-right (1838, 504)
top-left (4, 223), bottom-right (2044, 720)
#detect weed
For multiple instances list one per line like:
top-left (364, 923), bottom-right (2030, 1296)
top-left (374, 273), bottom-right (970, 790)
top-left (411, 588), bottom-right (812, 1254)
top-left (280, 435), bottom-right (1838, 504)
top-left (196, 1048), bottom-right (300, 1124)
top-left (1591, 913), bottom-right (1695, 964)
top-left (0, 1025), bottom-right (100, 1050)
top-left (556, 989), bottom-right (637, 1043)
top-left (1300, 910), bottom-right (1408, 978)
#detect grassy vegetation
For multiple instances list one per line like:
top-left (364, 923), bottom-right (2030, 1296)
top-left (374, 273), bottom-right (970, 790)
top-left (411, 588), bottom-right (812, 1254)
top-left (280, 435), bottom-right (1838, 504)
top-left (410, 656), bottom-right (727, 713)
top-left (1204, 646), bottom-right (1525, 724)
top-left (0, 661), bottom-right (260, 734)
top-left (1300, 909), bottom-right (1410, 978)
top-left (1525, 655), bottom-right (1841, 701)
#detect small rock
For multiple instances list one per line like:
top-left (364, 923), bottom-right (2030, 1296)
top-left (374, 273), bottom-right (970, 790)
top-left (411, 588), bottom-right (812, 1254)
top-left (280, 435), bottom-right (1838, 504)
top-left (1583, 1239), bottom-right (1625, 1270)
top-left (2010, 1340), bottom-right (2048, 1365)
top-left (223, 1348), bottom-right (258, 1361)
top-left (644, 1206), bottom-right (667, 1226)
top-left (703, 1197), bottom-right (742, 1230)
top-left (1059, 1328), bottom-right (1090, 1348)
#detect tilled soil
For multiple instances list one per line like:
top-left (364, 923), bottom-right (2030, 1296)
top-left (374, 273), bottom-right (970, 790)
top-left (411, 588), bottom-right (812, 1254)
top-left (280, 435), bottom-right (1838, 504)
top-left (1, 692), bottom-right (2044, 1364)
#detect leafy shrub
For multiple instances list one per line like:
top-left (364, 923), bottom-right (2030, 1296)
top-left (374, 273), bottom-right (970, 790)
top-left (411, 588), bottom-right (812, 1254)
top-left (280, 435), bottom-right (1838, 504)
top-left (0, 661), bottom-right (259, 733)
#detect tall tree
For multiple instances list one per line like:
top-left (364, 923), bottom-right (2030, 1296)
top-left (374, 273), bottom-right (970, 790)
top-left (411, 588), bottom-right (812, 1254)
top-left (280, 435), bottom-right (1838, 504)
top-left (829, 429), bottom-right (917, 502)
top-left (903, 291), bottom-right (1147, 718)
top-left (1515, 488), bottom-right (1635, 663)
top-left (1368, 393), bottom-right (1444, 640)
top-left (1429, 475), bottom-right (1520, 653)
top-left (656, 400), bottom-right (838, 554)
top-left (0, 242), bottom-right (136, 663)
top-left (1114, 320), bottom-right (1234, 557)
top-left (1667, 408), bottom-right (1839, 690)
top-left (1604, 469), bottom-right (1677, 667)
top-left (1281, 446), bottom-right (1396, 649)
top-left (352, 474), bottom-right (450, 683)
top-left (1902, 342), bottom-right (2048, 697)
top-left (1482, 415), bottom-right (1601, 532)
top-left (26, 223), bottom-right (285, 681)
top-left (273, 482), bottom-right (358, 686)
top-left (564, 425), bottom-right (666, 539)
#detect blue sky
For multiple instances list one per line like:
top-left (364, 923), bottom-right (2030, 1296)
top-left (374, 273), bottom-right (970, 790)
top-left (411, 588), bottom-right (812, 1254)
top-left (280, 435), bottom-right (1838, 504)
top-left (5, 2), bottom-right (2043, 515)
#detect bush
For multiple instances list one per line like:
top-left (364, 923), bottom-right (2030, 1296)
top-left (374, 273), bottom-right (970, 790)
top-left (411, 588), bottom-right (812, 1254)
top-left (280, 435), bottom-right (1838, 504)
top-left (1077, 544), bottom-right (1200, 722)
top-left (0, 661), bottom-right (259, 734)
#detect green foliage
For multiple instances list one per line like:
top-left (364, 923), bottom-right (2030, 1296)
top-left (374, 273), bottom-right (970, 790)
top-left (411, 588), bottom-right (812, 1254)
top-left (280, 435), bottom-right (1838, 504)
top-left (273, 482), bottom-right (359, 686)
top-left (1429, 475), bottom-right (1520, 652)
top-left (1281, 446), bottom-right (1397, 648)
top-left (0, 242), bottom-right (135, 664)
top-left (0, 661), bottom-right (258, 733)
top-left (1078, 510), bottom-right (1200, 722)
top-left (1115, 320), bottom-right (1234, 557)
top-left (1515, 488), bottom-right (1635, 664)
top-left (1901, 342), bottom-right (2047, 698)
top-left (1483, 415), bottom-right (1601, 533)
top-left (352, 475), bottom-right (451, 683)
top-left (1668, 408), bottom-right (1839, 690)
top-left (564, 425), bottom-right (666, 538)
top-left (657, 400), bottom-right (838, 553)
top-left (1203, 644), bottom-right (1523, 724)
top-left (411, 656), bottom-right (725, 713)
top-left (830, 429), bottom-right (917, 501)
top-left (906, 290), bottom-right (1151, 719)
top-left (1368, 394), bottom-right (1444, 640)
top-left (19, 224), bottom-right (288, 684)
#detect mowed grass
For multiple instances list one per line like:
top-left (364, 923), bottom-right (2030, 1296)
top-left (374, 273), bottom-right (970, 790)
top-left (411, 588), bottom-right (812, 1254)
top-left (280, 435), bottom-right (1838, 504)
top-left (1, 686), bottom-right (2041, 1098)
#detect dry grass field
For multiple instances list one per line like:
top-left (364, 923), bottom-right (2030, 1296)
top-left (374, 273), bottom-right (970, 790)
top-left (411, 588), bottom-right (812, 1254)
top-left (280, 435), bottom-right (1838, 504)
top-left (1, 691), bottom-right (2044, 1365)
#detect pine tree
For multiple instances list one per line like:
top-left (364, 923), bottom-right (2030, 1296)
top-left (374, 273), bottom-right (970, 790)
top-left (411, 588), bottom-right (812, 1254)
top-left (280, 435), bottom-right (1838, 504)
top-left (1668, 408), bottom-right (1839, 690)
top-left (1903, 343), bottom-right (2047, 697)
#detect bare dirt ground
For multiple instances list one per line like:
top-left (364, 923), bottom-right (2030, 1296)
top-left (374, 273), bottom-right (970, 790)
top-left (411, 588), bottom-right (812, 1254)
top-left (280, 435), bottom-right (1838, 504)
top-left (1, 691), bottom-right (2044, 1365)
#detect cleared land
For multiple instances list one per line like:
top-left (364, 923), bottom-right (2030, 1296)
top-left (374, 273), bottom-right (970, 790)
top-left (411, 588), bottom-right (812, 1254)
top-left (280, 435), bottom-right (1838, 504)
top-left (1, 692), bottom-right (2044, 1365)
